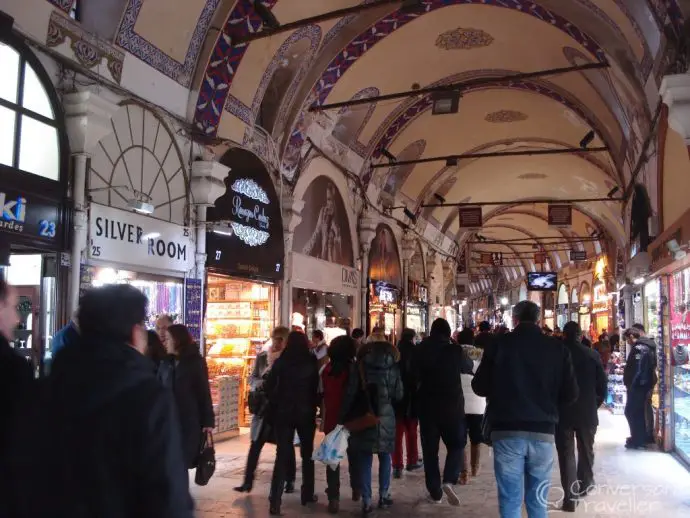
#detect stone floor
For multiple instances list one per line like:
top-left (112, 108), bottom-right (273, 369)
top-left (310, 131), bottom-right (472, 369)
top-left (192, 411), bottom-right (690, 517)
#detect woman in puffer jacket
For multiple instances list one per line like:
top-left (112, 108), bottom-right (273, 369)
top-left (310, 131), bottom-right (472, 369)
top-left (459, 341), bottom-right (486, 484)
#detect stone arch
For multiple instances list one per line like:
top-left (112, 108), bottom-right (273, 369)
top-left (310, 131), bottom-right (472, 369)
top-left (331, 86), bottom-right (380, 155)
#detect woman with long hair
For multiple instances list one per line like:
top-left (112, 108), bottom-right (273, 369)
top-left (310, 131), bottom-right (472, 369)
top-left (165, 324), bottom-right (215, 469)
top-left (321, 335), bottom-right (358, 514)
top-left (264, 331), bottom-right (320, 515)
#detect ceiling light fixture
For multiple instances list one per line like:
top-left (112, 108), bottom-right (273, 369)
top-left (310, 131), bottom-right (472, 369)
top-left (433, 193), bottom-right (446, 203)
top-left (633, 276), bottom-right (645, 285)
top-left (432, 90), bottom-right (460, 115)
top-left (579, 130), bottom-right (595, 149)
top-left (446, 157), bottom-right (459, 167)
top-left (380, 148), bottom-right (397, 163)
top-left (607, 186), bottom-right (620, 198)
top-left (127, 199), bottom-right (154, 215)
top-left (403, 207), bottom-right (417, 223)
top-left (253, 1), bottom-right (280, 29)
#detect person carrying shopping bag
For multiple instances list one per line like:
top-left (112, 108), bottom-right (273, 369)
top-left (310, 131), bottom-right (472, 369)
top-left (320, 335), bottom-right (359, 514)
top-left (459, 341), bottom-right (486, 484)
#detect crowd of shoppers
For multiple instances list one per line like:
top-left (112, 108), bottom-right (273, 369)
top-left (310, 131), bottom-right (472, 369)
top-left (0, 276), bottom-right (654, 518)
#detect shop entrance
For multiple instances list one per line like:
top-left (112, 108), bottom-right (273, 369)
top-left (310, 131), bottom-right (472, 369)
top-left (1, 252), bottom-right (60, 376)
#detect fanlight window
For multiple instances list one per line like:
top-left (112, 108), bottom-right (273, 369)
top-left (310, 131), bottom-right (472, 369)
top-left (0, 42), bottom-right (59, 181)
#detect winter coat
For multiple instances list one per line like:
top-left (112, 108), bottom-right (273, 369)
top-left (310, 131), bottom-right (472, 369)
top-left (623, 337), bottom-right (658, 389)
top-left (51, 321), bottom-right (80, 360)
top-left (415, 335), bottom-right (474, 420)
top-left (394, 337), bottom-right (418, 419)
top-left (472, 323), bottom-right (579, 436)
top-left (460, 345), bottom-right (486, 415)
top-left (474, 331), bottom-right (494, 350)
top-left (248, 351), bottom-right (270, 442)
top-left (342, 341), bottom-right (403, 453)
top-left (559, 338), bottom-right (607, 428)
top-left (4, 339), bottom-right (192, 518)
top-left (165, 351), bottom-right (215, 468)
top-left (264, 348), bottom-right (319, 426)
top-left (321, 362), bottom-right (351, 435)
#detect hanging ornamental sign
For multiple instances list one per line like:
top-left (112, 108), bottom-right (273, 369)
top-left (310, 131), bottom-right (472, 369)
top-left (229, 178), bottom-right (270, 246)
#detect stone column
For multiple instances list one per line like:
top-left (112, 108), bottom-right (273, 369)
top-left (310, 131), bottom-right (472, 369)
top-left (359, 214), bottom-right (378, 331)
top-left (401, 234), bottom-right (416, 329)
top-left (63, 90), bottom-right (118, 314)
top-left (281, 193), bottom-right (305, 326)
top-left (661, 73), bottom-right (690, 154)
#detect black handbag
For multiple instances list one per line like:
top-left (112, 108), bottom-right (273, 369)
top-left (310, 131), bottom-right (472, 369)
top-left (343, 363), bottom-right (380, 433)
top-left (194, 432), bottom-right (216, 486)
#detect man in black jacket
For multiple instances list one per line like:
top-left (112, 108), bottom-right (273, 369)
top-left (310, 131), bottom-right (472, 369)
top-left (473, 301), bottom-right (579, 518)
top-left (473, 320), bottom-right (493, 350)
top-left (415, 318), bottom-right (473, 506)
top-left (632, 323), bottom-right (658, 444)
top-left (5, 285), bottom-right (192, 518)
top-left (556, 322), bottom-right (607, 512)
top-left (0, 279), bottom-right (32, 515)
top-left (623, 325), bottom-right (657, 449)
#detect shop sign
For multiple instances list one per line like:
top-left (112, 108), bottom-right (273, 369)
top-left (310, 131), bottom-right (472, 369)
top-left (89, 204), bottom-right (194, 273)
top-left (578, 305), bottom-right (591, 315)
top-left (458, 207), bottom-right (482, 228)
top-left (0, 188), bottom-right (61, 246)
top-left (548, 204), bottom-right (572, 227)
top-left (184, 278), bottom-right (202, 344)
top-left (372, 281), bottom-right (400, 305)
top-left (342, 267), bottom-right (359, 289)
top-left (570, 250), bottom-right (587, 261)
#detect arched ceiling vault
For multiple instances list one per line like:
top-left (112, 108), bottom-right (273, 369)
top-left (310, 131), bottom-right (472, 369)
top-left (110, 0), bottom-right (679, 270)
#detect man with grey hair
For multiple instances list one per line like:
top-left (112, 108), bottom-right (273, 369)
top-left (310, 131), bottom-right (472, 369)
top-left (473, 300), bottom-right (578, 518)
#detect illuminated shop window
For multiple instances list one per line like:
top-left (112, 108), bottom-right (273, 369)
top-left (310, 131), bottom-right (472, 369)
top-left (0, 41), bottom-right (59, 181)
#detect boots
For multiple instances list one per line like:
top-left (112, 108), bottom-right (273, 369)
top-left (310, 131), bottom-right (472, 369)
top-left (470, 444), bottom-right (481, 477)
top-left (459, 448), bottom-right (469, 485)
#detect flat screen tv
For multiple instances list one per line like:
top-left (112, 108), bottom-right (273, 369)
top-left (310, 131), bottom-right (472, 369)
top-left (527, 272), bottom-right (557, 291)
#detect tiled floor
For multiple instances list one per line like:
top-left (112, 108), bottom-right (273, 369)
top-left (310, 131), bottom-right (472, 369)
top-left (192, 411), bottom-right (690, 517)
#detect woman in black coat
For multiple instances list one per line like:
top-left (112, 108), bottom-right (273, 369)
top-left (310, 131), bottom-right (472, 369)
top-left (393, 328), bottom-right (421, 478)
top-left (264, 331), bottom-right (320, 515)
top-left (165, 324), bottom-right (215, 468)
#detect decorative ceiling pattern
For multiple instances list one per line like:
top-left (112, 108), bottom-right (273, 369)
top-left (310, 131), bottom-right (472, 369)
top-left (195, 0), bottom-right (605, 138)
top-left (115, 0), bottom-right (221, 87)
top-left (485, 109), bottom-right (528, 123)
top-left (435, 27), bottom-right (494, 50)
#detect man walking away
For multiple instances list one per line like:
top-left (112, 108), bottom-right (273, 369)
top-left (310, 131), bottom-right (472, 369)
top-left (556, 322), bottom-right (607, 512)
top-left (6, 285), bottom-right (192, 518)
top-left (474, 320), bottom-right (493, 350)
top-left (624, 326), bottom-right (657, 449)
top-left (632, 323), bottom-right (658, 444)
top-left (416, 318), bottom-right (474, 506)
top-left (473, 301), bottom-right (578, 518)
top-left (393, 328), bottom-right (422, 478)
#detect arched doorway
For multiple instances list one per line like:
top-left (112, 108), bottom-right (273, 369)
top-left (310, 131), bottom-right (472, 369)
top-left (557, 283), bottom-right (569, 329)
top-left (570, 287), bottom-right (579, 322)
top-left (579, 281), bottom-right (592, 340)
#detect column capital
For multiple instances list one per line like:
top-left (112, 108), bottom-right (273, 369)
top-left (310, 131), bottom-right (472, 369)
top-left (63, 90), bottom-right (119, 154)
top-left (359, 214), bottom-right (378, 249)
top-left (661, 73), bottom-right (690, 144)
top-left (282, 193), bottom-right (305, 234)
top-left (190, 160), bottom-right (230, 206)
top-left (401, 234), bottom-right (417, 262)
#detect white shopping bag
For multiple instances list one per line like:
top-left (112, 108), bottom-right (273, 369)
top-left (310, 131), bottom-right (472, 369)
top-left (312, 425), bottom-right (350, 470)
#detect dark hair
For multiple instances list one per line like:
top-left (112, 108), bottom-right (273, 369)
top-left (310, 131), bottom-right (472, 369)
top-left (610, 333), bottom-right (620, 348)
top-left (457, 328), bottom-right (474, 344)
top-left (351, 328), bottom-right (365, 340)
top-left (632, 323), bottom-right (645, 333)
top-left (283, 331), bottom-right (312, 360)
top-left (0, 278), bottom-right (9, 301)
top-left (312, 329), bottom-right (324, 341)
top-left (328, 335), bottom-right (356, 376)
top-left (513, 300), bottom-right (540, 324)
top-left (430, 318), bottom-right (451, 338)
top-left (563, 321), bottom-right (582, 342)
top-left (167, 324), bottom-right (198, 357)
top-left (400, 328), bottom-right (416, 343)
top-left (77, 285), bottom-right (147, 342)
top-left (479, 321), bottom-right (491, 332)
top-left (146, 330), bottom-right (168, 363)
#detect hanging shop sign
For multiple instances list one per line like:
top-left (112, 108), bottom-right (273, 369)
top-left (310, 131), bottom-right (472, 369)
top-left (206, 149), bottom-right (285, 280)
top-left (570, 250), bottom-right (587, 261)
top-left (371, 281), bottom-right (400, 305)
top-left (579, 305), bottom-right (591, 315)
top-left (88, 204), bottom-right (194, 273)
top-left (184, 278), bottom-right (203, 344)
top-left (592, 281), bottom-right (609, 314)
top-left (458, 207), bottom-right (482, 229)
top-left (548, 204), bottom-right (572, 228)
top-left (534, 251), bottom-right (546, 264)
top-left (0, 188), bottom-right (63, 248)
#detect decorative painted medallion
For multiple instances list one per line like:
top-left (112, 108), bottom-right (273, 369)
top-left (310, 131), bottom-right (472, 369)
top-left (485, 110), bottom-right (528, 123)
top-left (435, 27), bottom-right (494, 50)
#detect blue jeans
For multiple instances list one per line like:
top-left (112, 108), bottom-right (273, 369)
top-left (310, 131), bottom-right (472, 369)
top-left (493, 437), bottom-right (554, 518)
top-left (356, 451), bottom-right (392, 506)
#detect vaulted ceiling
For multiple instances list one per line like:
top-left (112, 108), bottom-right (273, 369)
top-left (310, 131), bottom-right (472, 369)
top-left (108, 0), bottom-right (683, 283)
